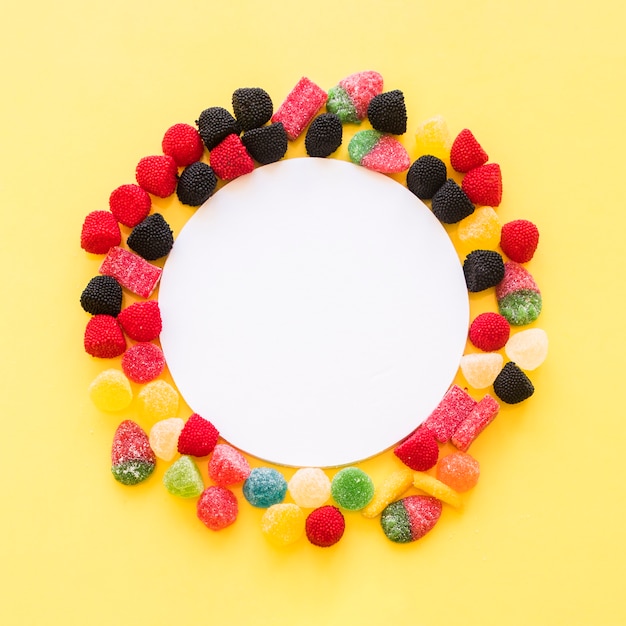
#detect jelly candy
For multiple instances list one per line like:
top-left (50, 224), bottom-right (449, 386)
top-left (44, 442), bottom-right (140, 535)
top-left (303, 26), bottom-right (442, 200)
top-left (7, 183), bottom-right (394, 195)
top-left (505, 328), bottom-right (548, 370)
top-left (243, 467), bottom-right (287, 508)
top-left (422, 385), bottom-right (476, 443)
top-left (287, 467), bottom-right (331, 509)
top-left (361, 467), bottom-right (413, 519)
top-left (111, 420), bottom-right (155, 486)
top-left (137, 380), bottom-right (179, 422)
top-left (149, 418), bottom-right (184, 461)
top-left (261, 503), bottom-right (305, 547)
top-left (460, 352), bottom-right (504, 389)
top-left (163, 455), bottom-right (204, 498)
top-left (89, 369), bottom-right (132, 412)
top-left (412, 471), bottom-right (462, 508)
top-left (436, 452), bottom-right (480, 492)
top-left (380, 495), bottom-right (442, 543)
top-left (197, 486), bottom-right (238, 531)
top-left (451, 394), bottom-right (500, 451)
top-left (331, 467), bottom-right (374, 511)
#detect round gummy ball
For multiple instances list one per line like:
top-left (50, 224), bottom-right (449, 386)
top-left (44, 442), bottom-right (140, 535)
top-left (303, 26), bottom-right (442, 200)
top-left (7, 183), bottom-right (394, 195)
top-left (331, 467), bottom-right (375, 511)
top-left (288, 467), bottom-right (331, 508)
top-left (436, 452), bottom-right (480, 492)
top-left (243, 467), bottom-right (287, 508)
top-left (197, 486), bottom-right (238, 531)
top-left (137, 379), bottom-right (179, 421)
top-left (261, 503), bottom-right (305, 547)
top-left (305, 505), bottom-right (345, 547)
top-left (88, 369), bottom-right (132, 412)
top-left (121, 342), bottom-right (165, 384)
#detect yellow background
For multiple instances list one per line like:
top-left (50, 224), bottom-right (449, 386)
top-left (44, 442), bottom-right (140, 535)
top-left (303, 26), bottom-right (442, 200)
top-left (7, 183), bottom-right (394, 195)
top-left (2, 1), bottom-right (625, 624)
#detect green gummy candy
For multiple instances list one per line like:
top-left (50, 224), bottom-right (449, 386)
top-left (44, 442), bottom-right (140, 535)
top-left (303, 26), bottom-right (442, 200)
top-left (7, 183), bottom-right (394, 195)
top-left (112, 460), bottom-right (155, 486)
top-left (380, 500), bottom-right (413, 543)
top-left (498, 290), bottom-right (542, 326)
top-left (348, 130), bottom-right (382, 165)
top-left (326, 85), bottom-right (360, 124)
top-left (331, 467), bottom-right (375, 511)
top-left (163, 455), bottom-right (204, 498)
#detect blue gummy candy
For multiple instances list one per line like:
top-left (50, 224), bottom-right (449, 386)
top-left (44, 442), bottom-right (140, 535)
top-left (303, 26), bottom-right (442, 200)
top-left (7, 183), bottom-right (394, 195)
top-left (243, 467), bottom-right (288, 508)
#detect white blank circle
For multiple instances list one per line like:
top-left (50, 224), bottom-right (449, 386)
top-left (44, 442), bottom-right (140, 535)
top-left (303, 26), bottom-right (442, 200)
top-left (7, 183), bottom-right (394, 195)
top-left (159, 158), bottom-right (468, 467)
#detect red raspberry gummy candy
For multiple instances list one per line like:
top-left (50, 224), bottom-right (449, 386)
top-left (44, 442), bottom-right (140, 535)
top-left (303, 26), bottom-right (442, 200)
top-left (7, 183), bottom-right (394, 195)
top-left (197, 486), bottom-right (238, 531)
top-left (162, 123), bottom-right (204, 167)
top-left (109, 184), bottom-right (151, 228)
top-left (178, 413), bottom-right (219, 457)
top-left (84, 315), bottom-right (126, 358)
top-left (80, 211), bottom-right (121, 254)
top-left (305, 505), bottom-right (345, 547)
top-left (468, 312), bottom-right (510, 352)
top-left (117, 300), bottom-right (162, 342)
top-left (500, 219), bottom-right (540, 263)
top-left (393, 428), bottom-right (439, 471)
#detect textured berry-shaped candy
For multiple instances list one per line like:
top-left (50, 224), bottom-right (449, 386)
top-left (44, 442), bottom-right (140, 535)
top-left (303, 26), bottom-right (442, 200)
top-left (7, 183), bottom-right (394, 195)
top-left (232, 87), bottom-right (273, 131)
top-left (271, 76), bottom-right (327, 140)
top-left (127, 213), bottom-right (174, 261)
top-left (135, 155), bottom-right (178, 198)
top-left (241, 123), bottom-right (288, 165)
top-left (99, 247), bottom-right (162, 298)
top-left (163, 455), bottom-right (204, 498)
top-left (243, 467), bottom-right (288, 508)
top-left (348, 130), bottom-right (410, 174)
top-left (451, 394), bottom-right (500, 451)
top-left (209, 133), bottom-right (255, 180)
top-left (431, 179), bottom-right (475, 224)
top-left (89, 369), bottom-right (133, 412)
top-left (177, 413), bottom-right (219, 457)
top-left (367, 90), bottom-right (407, 135)
top-left (463, 249), bottom-right (505, 292)
top-left (196, 106), bottom-right (240, 150)
top-left (331, 467), bottom-right (374, 511)
top-left (450, 129), bottom-right (488, 173)
top-left (496, 261), bottom-right (542, 325)
top-left (208, 444), bottom-right (251, 486)
top-left (406, 156), bottom-right (447, 200)
top-left (305, 113), bottom-right (343, 157)
top-left (305, 505), bottom-right (345, 547)
top-left (176, 161), bottom-right (217, 206)
top-left (80, 275), bottom-right (123, 317)
top-left (500, 219), bottom-right (539, 263)
top-left (414, 115), bottom-right (452, 162)
top-left (109, 184), bottom-right (151, 228)
top-left (326, 71), bottom-right (384, 124)
top-left (393, 428), bottom-right (439, 471)
top-left (121, 342), bottom-right (165, 384)
top-left (462, 163), bottom-right (502, 207)
top-left (117, 300), bottom-right (162, 342)
top-left (197, 486), bottom-right (238, 531)
top-left (261, 503), bottom-right (305, 547)
top-left (84, 314), bottom-right (126, 358)
top-left (111, 420), bottom-right (156, 486)
top-left (80, 211), bottom-right (121, 254)
top-left (468, 312), bottom-right (510, 351)
top-left (380, 496), bottom-right (442, 543)
top-left (492, 362), bottom-right (535, 404)
top-left (162, 123), bottom-right (204, 167)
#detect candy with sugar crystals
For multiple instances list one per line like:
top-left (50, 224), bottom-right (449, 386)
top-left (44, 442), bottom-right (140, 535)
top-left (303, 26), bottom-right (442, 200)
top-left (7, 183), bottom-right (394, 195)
top-left (412, 471), bottom-right (462, 508)
top-left (243, 467), bottom-right (288, 508)
top-left (271, 77), bottom-right (327, 140)
top-left (208, 444), bottom-right (251, 487)
top-left (414, 115), bottom-right (452, 162)
top-left (288, 467), bottom-right (331, 509)
top-left (361, 467), bottom-right (414, 519)
top-left (436, 452), bottom-right (480, 492)
top-left (331, 467), bottom-right (374, 511)
top-left (89, 369), bottom-right (132, 412)
top-left (149, 418), bottom-right (185, 461)
top-left (457, 206), bottom-right (501, 255)
top-left (326, 71), bottom-right (383, 124)
top-left (496, 261), bottom-right (542, 326)
top-left (197, 486), bottom-right (238, 531)
top-left (99, 246), bottom-right (162, 298)
top-left (460, 352), bottom-right (504, 389)
top-left (380, 495), bottom-right (442, 543)
top-left (451, 394), bottom-right (500, 451)
top-left (163, 455), bottom-right (204, 498)
top-left (137, 379), bottom-right (179, 421)
top-left (505, 328), bottom-right (548, 370)
top-left (121, 342), bottom-right (165, 384)
top-left (111, 420), bottom-right (156, 486)
top-left (348, 130), bottom-right (410, 174)
top-left (261, 503), bottom-right (305, 547)
top-left (422, 384), bottom-right (477, 443)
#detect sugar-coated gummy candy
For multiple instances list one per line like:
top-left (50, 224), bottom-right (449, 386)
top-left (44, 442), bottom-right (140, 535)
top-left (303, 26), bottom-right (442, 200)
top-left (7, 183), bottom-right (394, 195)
top-left (89, 369), bottom-right (132, 412)
top-left (451, 394), bottom-right (500, 451)
top-left (137, 379), bottom-right (179, 421)
top-left (436, 452), bottom-right (480, 493)
top-left (163, 455), bottom-right (204, 498)
top-left (287, 467), bottom-right (331, 509)
top-left (331, 467), bottom-right (375, 511)
top-left (496, 261), bottom-right (542, 326)
top-left (457, 206), bottom-right (501, 255)
top-left (505, 328), bottom-right (548, 370)
top-left (414, 115), bottom-right (452, 162)
top-left (209, 444), bottom-right (251, 486)
top-left (111, 420), bottom-right (156, 486)
top-left (326, 71), bottom-right (384, 124)
top-left (380, 495), bottom-right (442, 543)
top-left (197, 486), bottom-right (238, 531)
top-left (121, 342), bottom-right (166, 384)
top-left (243, 467), bottom-right (288, 508)
top-left (306, 506), bottom-right (345, 547)
top-left (348, 130), bottom-right (410, 174)
top-left (422, 384), bottom-right (477, 443)
top-left (412, 471), bottom-right (462, 508)
top-left (261, 503), bottom-right (305, 547)
top-left (149, 418), bottom-right (185, 461)
top-left (271, 77), bottom-right (327, 140)
top-left (460, 352), bottom-right (504, 389)
top-left (361, 467), bottom-right (414, 519)
top-left (99, 246), bottom-right (162, 298)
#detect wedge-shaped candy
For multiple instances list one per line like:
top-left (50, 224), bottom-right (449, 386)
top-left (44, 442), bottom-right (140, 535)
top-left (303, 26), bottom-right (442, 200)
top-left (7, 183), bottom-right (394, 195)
top-left (348, 130), bottom-right (410, 174)
top-left (326, 71), bottom-right (383, 124)
top-left (496, 261), bottom-right (542, 326)
top-left (111, 420), bottom-right (156, 486)
top-left (163, 455), bottom-right (204, 498)
top-left (380, 495), bottom-right (442, 543)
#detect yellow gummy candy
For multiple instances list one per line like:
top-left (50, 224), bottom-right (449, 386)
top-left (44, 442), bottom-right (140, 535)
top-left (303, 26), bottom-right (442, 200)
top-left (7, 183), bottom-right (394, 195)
top-left (413, 472), bottom-right (463, 508)
top-left (137, 380), bottom-right (179, 422)
top-left (88, 369), bottom-right (132, 412)
top-left (361, 467), bottom-right (414, 519)
top-left (261, 503), bottom-right (305, 547)
top-left (457, 206), bottom-right (501, 255)
top-left (149, 417), bottom-right (185, 461)
top-left (414, 115), bottom-right (452, 162)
